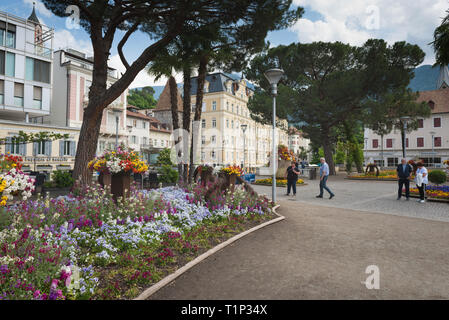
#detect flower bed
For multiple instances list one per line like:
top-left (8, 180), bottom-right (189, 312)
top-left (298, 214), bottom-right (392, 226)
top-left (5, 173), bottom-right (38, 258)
top-left (254, 178), bottom-right (305, 187)
top-left (405, 185), bottom-right (449, 201)
top-left (0, 182), bottom-right (273, 300)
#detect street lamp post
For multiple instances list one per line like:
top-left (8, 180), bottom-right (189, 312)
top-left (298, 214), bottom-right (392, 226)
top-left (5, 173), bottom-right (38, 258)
top-left (364, 137), bottom-right (368, 166)
top-left (241, 124), bottom-right (247, 172)
top-left (264, 68), bottom-right (284, 204)
top-left (400, 116), bottom-right (410, 159)
top-left (430, 131), bottom-right (436, 167)
top-left (113, 109), bottom-right (122, 149)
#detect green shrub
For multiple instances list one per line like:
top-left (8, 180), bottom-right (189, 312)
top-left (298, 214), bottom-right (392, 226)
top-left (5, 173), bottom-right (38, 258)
top-left (158, 165), bottom-right (179, 183)
top-left (156, 148), bottom-right (173, 166)
top-left (428, 170), bottom-right (447, 185)
top-left (52, 170), bottom-right (74, 188)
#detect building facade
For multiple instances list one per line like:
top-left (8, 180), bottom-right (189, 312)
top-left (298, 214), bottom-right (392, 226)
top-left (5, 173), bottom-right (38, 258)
top-left (0, 9), bottom-right (53, 124)
top-left (190, 73), bottom-right (288, 168)
top-left (0, 8), bottom-right (79, 173)
top-left (364, 66), bottom-right (449, 167)
top-left (51, 48), bottom-right (128, 156)
top-left (288, 127), bottom-right (311, 161)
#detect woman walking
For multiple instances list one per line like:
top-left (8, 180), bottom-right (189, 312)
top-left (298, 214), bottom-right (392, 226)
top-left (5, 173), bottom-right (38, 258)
top-left (415, 162), bottom-right (428, 204)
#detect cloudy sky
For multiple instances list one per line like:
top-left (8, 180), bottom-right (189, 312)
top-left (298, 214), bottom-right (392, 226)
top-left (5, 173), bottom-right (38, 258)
top-left (1, 0), bottom-right (447, 88)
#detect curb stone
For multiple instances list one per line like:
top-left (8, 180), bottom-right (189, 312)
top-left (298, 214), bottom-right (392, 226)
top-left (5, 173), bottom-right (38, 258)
top-left (134, 204), bottom-right (284, 300)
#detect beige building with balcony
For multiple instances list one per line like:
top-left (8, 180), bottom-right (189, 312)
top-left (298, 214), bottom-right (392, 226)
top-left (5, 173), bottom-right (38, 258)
top-left (152, 73), bottom-right (289, 169)
top-left (190, 73), bottom-right (288, 168)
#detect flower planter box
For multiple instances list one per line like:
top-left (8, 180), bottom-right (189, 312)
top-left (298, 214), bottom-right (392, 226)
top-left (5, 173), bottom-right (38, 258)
top-left (98, 172), bottom-right (112, 188)
top-left (111, 172), bottom-right (131, 202)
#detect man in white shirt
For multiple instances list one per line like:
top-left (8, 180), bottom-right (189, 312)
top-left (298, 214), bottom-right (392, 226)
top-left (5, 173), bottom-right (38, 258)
top-left (415, 162), bottom-right (428, 203)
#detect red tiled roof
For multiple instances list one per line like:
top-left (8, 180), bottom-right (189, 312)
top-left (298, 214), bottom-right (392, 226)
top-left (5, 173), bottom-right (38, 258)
top-left (416, 87), bottom-right (449, 114)
top-left (126, 109), bottom-right (154, 121)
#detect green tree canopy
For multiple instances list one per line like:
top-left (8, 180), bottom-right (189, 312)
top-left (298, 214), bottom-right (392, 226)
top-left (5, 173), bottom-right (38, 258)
top-left (433, 9), bottom-right (449, 65)
top-left (245, 40), bottom-right (426, 174)
top-left (127, 87), bottom-right (157, 109)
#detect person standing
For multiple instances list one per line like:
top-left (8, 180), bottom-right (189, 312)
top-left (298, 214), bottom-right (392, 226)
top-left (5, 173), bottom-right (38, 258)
top-left (415, 162), bottom-right (428, 203)
top-left (285, 160), bottom-right (300, 196)
top-left (396, 158), bottom-right (412, 200)
top-left (316, 157), bottom-right (335, 199)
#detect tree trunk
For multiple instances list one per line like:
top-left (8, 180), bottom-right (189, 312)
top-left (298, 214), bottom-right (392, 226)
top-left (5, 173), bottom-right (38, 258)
top-left (168, 76), bottom-right (182, 179)
top-left (321, 131), bottom-right (336, 175)
top-left (182, 65), bottom-right (192, 183)
top-left (71, 22), bottom-right (182, 185)
top-left (189, 55), bottom-right (209, 183)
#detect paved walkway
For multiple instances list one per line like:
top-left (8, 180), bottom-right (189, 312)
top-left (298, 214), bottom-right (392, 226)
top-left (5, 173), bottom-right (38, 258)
top-left (254, 175), bottom-right (449, 222)
top-left (150, 177), bottom-right (449, 299)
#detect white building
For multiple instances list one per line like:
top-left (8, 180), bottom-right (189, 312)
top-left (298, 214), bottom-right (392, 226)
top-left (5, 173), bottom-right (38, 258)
top-left (288, 127), bottom-right (311, 161)
top-left (0, 8), bottom-right (53, 123)
top-left (364, 66), bottom-right (449, 167)
top-left (51, 48), bottom-right (128, 155)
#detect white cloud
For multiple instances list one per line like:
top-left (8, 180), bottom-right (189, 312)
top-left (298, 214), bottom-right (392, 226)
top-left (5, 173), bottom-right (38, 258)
top-left (291, 0), bottom-right (449, 65)
top-left (53, 29), bottom-right (92, 55)
top-left (108, 54), bottom-right (183, 89)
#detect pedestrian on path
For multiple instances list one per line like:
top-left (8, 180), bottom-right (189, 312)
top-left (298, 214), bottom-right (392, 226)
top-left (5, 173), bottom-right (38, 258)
top-left (415, 162), bottom-right (428, 203)
top-left (285, 160), bottom-right (300, 196)
top-left (396, 158), bottom-right (412, 200)
top-left (316, 158), bottom-right (335, 199)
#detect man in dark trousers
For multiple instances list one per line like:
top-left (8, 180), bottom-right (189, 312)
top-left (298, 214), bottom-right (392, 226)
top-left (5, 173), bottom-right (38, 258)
top-left (396, 158), bottom-right (412, 200)
top-left (285, 160), bottom-right (300, 196)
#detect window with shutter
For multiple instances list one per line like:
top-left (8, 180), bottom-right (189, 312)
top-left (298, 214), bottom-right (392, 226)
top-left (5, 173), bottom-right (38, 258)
top-left (0, 50), bottom-right (4, 75)
top-left (433, 118), bottom-right (441, 128)
top-left (417, 138), bottom-right (424, 148)
top-left (418, 119), bottom-right (424, 128)
top-left (372, 139), bottom-right (378, 148)
top-left (70, 141), bottom-right (76, 156)
top-left (14, 82), bottom-right (24, 106)
top-left (33, 86), bottom-right (42, 109)
top-left (386, 139), bottom-right (393, 148)
top-left (59, 140), bottom-right (64, 156)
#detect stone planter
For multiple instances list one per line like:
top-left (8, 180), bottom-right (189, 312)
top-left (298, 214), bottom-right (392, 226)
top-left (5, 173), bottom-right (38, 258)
top-left (111, 172), bottom-right (131, 202)
top-left (98, 172), bottom-right (111, 189)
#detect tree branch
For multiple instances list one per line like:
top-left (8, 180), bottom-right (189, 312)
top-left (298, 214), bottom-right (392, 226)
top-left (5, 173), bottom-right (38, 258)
top-left (117, 22), bottom-right (139, 70)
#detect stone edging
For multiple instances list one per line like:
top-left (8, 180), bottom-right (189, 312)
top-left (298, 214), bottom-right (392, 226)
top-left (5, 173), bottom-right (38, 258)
top-left (253, 183), bottom-right (308, 187)
top-left (345, 177), bottom-right (397, 182)
top-left (402, 193), bottom-right (449, 203)
top-left (134, 204), bottom-right (284, 300)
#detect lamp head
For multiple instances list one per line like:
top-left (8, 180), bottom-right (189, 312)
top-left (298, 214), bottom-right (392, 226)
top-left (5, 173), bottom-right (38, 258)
top-left (264, 68), bottom-right (284, 86)
top-left (241, 124), bottom-right (248, 133)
